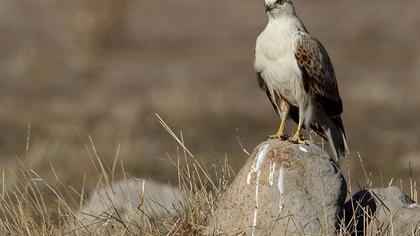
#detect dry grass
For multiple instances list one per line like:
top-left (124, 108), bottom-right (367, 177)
top-left (0, 117), bottom-right (417, 236)
top-left (0, 116), bottom-right (233, 235)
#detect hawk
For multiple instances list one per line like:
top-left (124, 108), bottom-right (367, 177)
top-left (254, 0), bottom-right (349, 158)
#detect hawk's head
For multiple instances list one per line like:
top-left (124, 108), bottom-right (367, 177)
top-left (264, 0), bottom-right (295, 16)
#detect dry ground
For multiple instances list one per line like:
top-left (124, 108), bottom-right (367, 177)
top-left (0, 0), bottom-right (419, 214)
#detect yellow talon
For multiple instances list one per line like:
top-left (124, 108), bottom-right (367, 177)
top-left (289, 134), bottom-right (305, 144)
top-left (268, 133), bottom-right (288, 140)
top-left (289, 120), bottom-right (305, 144)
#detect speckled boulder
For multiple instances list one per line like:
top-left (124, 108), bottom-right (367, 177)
top-left (207, 140), bottom-right (347, 236)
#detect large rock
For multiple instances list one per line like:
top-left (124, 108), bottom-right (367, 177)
top-left (343, 186), bottom-right (420, 235)
top-left (207, 140), bottom-right (347, 235)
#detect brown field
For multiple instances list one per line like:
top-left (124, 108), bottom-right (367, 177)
top-left (0, 0), bottom-right (419, 233)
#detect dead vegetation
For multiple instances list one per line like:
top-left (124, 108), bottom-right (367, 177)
top-left (0, 117), bottom-right (232, 235)
top-left (0, 117), bottom-right (417, 235)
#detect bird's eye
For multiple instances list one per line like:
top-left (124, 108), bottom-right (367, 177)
top-left (276, 0), bottom-right (284, 4)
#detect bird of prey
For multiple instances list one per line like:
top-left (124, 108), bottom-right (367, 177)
top-left (254, 0), bottom-right (349, 158)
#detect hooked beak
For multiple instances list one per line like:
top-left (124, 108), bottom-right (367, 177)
top-left (265, 4), bottom-right (274, 12)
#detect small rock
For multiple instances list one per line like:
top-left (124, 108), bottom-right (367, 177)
top-left (343, 186), bottom-right (420, 235)
top-left (207, 140), bottom-right (347, 236)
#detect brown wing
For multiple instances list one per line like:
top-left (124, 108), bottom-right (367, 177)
top-left (295, 33), bottom-right (343, 118)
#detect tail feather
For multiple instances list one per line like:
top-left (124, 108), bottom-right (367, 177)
top-left (325, 117), bottom-right (349, 159)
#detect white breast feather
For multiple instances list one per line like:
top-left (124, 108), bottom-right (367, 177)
top-left (254, 17), bottom-right (305, 108)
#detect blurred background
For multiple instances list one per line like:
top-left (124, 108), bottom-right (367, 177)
top-left (0, 0), bottom-right (420, 192)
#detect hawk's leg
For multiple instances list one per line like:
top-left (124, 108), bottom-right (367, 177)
top-left (268, 114), bottom-right (288, 140)
top-left (269, 98), bottom-right (289, 140)
top-left (289, 118), bottom-right (305, 144)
